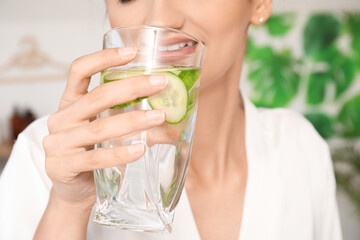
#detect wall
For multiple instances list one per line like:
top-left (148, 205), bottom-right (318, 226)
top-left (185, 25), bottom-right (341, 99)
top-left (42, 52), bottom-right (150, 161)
top-left (0, 0), bottom-right (109, 141)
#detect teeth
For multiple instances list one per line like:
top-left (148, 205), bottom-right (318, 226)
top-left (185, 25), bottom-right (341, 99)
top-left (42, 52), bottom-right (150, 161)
top-left (187, 41), bottom-right (195, 47)
top-left (168, 44), bottom-right (180, 51)
top-left (157, 45), bottom-right (168, 51)
top-left (157, 41), bottom-right (196, 52)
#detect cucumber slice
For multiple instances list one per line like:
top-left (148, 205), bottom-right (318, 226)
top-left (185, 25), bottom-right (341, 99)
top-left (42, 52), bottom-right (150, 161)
top-left (148, 72), bottom-right (188, 124)
top-left (102, 70), bottom-right (144, 83)
top-left (102, 70), bottom-right (146, 109)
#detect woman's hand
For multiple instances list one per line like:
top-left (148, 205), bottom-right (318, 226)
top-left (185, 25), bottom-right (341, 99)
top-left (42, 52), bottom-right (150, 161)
top-left (34, 47), bottom-right (168, 239)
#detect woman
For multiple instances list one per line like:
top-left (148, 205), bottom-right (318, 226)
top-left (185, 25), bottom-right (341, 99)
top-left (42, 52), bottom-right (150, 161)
top-left (0, 0), bottom-right (342, 239)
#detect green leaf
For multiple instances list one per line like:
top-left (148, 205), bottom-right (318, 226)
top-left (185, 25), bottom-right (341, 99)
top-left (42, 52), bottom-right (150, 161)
top-left (246, 43), bottom-right (274, 62)
top-left (332, 57), bottom-right (357, 98)
top-left (307, 48), bottom-right (356, 101)
top-left (264, 13), bottom-right (296, 36)
top-left (311, 45), bottom-right (339, 62)
top-left (337, 94), bottom-right (360, 137)
top-left (345, 13), bottom-right (360, 36)
top-left (178, 68), bottom-right (200, 91)
top-left (306, 72), bottom-right (330, 105)
top-left (247, 47), bottom-right (300, 108)
top-left (304, 112), bottom-right (334, 139)
top-left (352, 36), bottom-right (360, 70)
top-left (345, 13), bottom-right (360, 71)
top-left (303, 14), bottom-right (341, 57)
top-left (351, 33), bottom-right (360, 56)
top-left (345, 13), bottom-right (360, 51)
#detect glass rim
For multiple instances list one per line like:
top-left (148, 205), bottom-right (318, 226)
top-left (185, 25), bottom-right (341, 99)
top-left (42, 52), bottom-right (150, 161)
top-left (103, 24), bottom-right (204, 49)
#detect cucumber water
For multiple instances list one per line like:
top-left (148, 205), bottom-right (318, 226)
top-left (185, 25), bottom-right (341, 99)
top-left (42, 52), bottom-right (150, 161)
top-left (101, 67), bottom-right (200, 124)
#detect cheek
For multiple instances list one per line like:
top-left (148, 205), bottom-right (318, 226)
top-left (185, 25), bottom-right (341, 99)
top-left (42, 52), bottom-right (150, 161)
top-left (191, 0), bottom-right (251, 86)
top-left (200, 23), bottom-right (248, 88)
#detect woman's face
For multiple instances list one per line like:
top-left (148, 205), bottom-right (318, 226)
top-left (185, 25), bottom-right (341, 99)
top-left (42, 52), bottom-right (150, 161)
top-left (105, 0), bottom-right (271, 88)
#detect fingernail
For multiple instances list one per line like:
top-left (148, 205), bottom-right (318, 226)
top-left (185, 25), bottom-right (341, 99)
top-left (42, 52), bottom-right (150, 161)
top-left (118, 47), bottom-right (137, 56)
top-left (128, 144), bottom-right (144, 155)
top-left (146, 110), bottom-right (165, 121)
top-left (149, 75), bottom-right (168, 87)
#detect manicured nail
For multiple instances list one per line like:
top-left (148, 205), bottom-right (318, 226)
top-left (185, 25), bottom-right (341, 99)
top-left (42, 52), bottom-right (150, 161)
top-left (146, 110), bottom-right (165, 121)
top-left (149, 75), bottom-right (168, 87)
top-left (128, 143), bottom-right (144, 155)
top-left (118, 47), bottom-right (137, 56)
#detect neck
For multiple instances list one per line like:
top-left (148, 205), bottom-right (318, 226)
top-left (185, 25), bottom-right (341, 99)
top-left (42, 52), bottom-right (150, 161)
top-left (188, 42), bottom-right (247, 183)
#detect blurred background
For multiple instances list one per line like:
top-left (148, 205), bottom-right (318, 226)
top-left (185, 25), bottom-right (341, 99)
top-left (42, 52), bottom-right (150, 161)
top-left (0, 0), bottom-right (359, 239)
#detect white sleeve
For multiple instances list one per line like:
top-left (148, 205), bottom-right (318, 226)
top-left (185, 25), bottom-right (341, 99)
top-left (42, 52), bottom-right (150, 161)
top-left (314, 140), bottom-right (343, 240)
top-left (0, 118), bottom-right (51, 240)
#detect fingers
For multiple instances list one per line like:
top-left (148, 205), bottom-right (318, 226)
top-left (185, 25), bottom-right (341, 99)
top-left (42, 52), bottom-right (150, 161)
top-left (72, 143), bottom-right (145, 173)
top-left (46, 144), bottom-right (145, 178)
top-left (52, 74), bottom-right (168, 129)
top-left (60, 47), bottom-right (137, 110)
top-left (45, 110), bottom-right (165, 153)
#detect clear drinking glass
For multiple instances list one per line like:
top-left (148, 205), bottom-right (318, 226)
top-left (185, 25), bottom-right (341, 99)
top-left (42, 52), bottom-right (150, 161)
top-left (93, 25), bottom-right (204, 232)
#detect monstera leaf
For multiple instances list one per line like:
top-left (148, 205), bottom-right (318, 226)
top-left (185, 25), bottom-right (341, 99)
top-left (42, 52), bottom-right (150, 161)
top-left (246, 38), bottom-right (273, 62)
top-left (353, 36), bottom-right (360, 71)
top-left (246, 44), bottom-right (300, 108)
top-left (332, 56), bottom-right (357, 98)
top-left (303, 14), bottom-right (341, 57)
top-left (304, 112), bottom-right (334, 139)
top-left (345, 13), bottom-right (360, 71)
top-left (306, 72), bottom-right (330, 105)
top-left (263, 13), bottom-right (296, 36)
top-left (306, 47), bottom-right (356, 105)
top-left (338, 94), bottom-right (360, 137)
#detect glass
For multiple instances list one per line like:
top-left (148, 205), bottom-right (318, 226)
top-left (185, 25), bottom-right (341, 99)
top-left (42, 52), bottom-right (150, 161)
top-left (93, 25), bottom-right (204, 232)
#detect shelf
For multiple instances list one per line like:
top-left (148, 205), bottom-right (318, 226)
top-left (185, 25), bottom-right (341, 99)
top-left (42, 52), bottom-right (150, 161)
top-left (0, 141), bottom-right (13, 160)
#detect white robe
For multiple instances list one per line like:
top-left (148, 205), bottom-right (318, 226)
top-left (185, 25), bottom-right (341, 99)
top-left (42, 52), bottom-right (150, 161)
top-left (0, 95), bottom-right (342, 240)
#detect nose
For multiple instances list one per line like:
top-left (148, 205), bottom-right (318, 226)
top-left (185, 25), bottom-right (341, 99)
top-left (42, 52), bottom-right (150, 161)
top-left (145, 0), bottom-right (185, 30)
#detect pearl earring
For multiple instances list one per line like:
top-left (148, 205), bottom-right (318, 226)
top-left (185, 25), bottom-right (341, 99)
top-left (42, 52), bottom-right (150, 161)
top-left (259, 17), bottom-right (264, 23)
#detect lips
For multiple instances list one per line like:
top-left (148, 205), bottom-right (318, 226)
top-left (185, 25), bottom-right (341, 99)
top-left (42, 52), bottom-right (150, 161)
top-left (154, 38), bottom-right (199, 57)
top-left (157, 40), bottom-right (197, 52)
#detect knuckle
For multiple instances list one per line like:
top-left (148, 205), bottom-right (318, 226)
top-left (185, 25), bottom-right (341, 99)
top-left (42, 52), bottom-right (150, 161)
top-left (114, 147), bottom-right (126, 161)
top-left (42, 134), bottom-right (53, 151)
top-left (106, 47), bottom-right (119, 56)
top-left (86, 151), bottom-right (100, 168)
top-left (135, 111), bottom-right (147, 124)
top-left (128, 86), bottom-right (139, 100)
top-left (44, 156), bottom-right (57, 178)
top-left (69, 57), bottom-right (83, 77)
top-left (89, 118), bottom-right (105, 136)
top-left (88, 85), bottom-right (107, 103)
top-left (124, 77), bottom-right (144, 100)
top-left (135, 110), bottom-right (149, 125)
top-left (123, 111), bottom-right (141, 129)
top-left (42, 132), bottom-right (63, 155)
top-left (47, 113), bottom-right (59, 132)
top-left (119, 87), bottom-right (137, 103)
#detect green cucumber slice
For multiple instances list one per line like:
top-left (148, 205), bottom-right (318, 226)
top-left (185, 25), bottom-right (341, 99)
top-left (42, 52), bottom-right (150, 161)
top-left (148, 72), bottom-right (188, 124)
top-left (102, 70), bottom-right (146, 109)
top-left (103, 70), bottom-right (145, 83)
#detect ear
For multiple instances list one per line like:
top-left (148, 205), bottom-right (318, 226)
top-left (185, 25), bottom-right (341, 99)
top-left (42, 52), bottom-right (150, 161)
top-left (250, 0), bottom-right (273, 26)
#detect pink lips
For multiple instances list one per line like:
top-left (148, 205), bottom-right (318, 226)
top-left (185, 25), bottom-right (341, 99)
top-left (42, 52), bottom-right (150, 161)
top-left (155, 42), bottom-right (198, 57)
top-left (158, 36), bottom-right (197, 47)
top-left (155, 35), bottom-right (199, 57)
